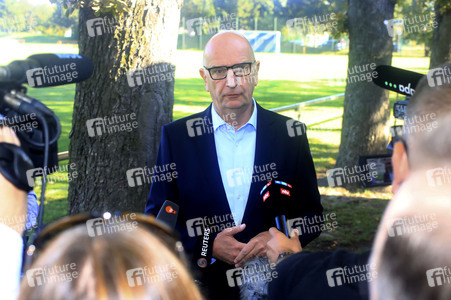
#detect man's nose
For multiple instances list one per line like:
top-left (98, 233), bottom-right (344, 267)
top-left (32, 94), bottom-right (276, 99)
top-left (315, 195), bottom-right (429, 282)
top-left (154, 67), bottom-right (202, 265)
top-left (226, 68), bottom-right (237, 88)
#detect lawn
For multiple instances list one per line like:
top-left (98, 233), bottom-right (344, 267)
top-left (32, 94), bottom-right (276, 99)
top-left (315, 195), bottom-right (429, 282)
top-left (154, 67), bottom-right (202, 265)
top-left (2, 34), bottom-right (429, 252)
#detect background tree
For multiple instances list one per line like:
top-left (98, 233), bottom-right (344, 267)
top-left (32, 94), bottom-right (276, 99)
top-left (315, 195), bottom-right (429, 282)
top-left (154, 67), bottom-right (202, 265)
top-left (236, 0), bottom-right (274, 29)
top-left (181, 0), bottom-right (215, 20)
top-left (55, 0), bottom-right (182, 214)
top-left (395, 0), bottom-right (434, 56)
top-left (429, 0), bottom-right (451, 67)
top-left (50, 3), bottom-right (78, 37)
top-left (334, 0), bottom-right (395, 190)
top-left (213, 0), bottom-right (238, 16)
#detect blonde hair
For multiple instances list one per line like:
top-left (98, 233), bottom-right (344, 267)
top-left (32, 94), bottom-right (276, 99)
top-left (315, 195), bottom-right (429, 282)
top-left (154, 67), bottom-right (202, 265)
top-left (19, 222), bottom-right (203, 300)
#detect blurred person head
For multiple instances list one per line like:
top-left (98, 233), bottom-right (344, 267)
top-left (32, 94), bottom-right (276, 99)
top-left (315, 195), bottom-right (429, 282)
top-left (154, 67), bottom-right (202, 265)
top-left (371, 173), bottom-right (451, 300)
top-left (391, 62), bottom-right (451, 194)
top-left (199, 31), bottom-right (260, 125)
top-left (19, 215), bottom-right (203, 300)
top-left (371, 63), bottom-right (451, 299)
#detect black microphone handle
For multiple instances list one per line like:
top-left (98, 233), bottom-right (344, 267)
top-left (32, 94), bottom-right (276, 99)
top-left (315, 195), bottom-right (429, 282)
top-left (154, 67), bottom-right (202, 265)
top-left (0, 54), bottom-right (94, 86)
top-left (155, 200), bottom-right (179, 230)
top-left (275, 215), bottom-right (290, 237)
top-left (0, 58), bottom-right (40, 83)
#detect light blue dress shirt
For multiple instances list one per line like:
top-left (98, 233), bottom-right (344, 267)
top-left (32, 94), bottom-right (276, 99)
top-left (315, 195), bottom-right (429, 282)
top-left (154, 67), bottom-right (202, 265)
top-left (211, 99), bottom-right (257, 225)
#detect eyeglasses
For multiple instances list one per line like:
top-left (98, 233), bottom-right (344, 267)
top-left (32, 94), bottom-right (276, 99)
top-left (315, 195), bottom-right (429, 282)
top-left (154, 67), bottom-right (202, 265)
top-left (204, 61), bottom-right (255, 80)
top-left (23, 212), bottom-right (185, 271)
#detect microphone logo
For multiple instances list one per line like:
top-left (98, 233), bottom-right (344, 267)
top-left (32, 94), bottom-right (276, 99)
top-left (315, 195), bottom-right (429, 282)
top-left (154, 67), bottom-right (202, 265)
top-left (280, 188), bottom-right (290, 196)
top-left (197, 258), bottom-right (207, 268)
top-left (166, 206), bottom-right (177, 214)
top-left (262, 191), bottom-right (270, 202)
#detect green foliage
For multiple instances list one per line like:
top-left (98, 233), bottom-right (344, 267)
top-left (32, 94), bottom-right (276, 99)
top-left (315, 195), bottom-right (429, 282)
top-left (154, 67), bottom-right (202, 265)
top-left (182, 0), bottom-right (216, 19)
top-left (51, 3), bottom-right (78, 29)
top-left (421, 0), bottom-right (451, 14)
top-left (0, 0), bottom-right (78, 36)
top-left (395, 0), bottom-right (435, 46)
top-left (50, 0), bottom-right (129, 17)
top-left (237, 0), bottom-right (274, 29)
top-left (213, 0), bottom-right (238, 16)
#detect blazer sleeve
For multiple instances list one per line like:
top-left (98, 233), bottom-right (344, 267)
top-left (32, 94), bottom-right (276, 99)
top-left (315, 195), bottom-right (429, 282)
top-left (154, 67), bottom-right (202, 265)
top-left (294, 124), bottom-right (324, 246)
top-left (268, 250), bottom-right (370, 300)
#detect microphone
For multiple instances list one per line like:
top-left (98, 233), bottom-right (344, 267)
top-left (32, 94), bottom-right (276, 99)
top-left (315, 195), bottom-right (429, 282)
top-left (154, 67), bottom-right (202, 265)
top-left (0, 91), bottom-right (61, 173)
top-left (155, 200), bottom-right (179, 230)
top-left (260, 180), bottom-right (294, 237)
top-left (372, 65), bottom-right (424, 96)
top-left (0, 53), bottom-right (94, 87)
top-left (240, 180), bottom-right (293, 299)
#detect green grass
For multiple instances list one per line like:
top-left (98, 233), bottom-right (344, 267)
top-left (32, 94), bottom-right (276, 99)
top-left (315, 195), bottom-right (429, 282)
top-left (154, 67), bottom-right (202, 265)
top-left (306, 196), bottom-right (388, 252)
top-left (173, 78), bottom-right (345, 119)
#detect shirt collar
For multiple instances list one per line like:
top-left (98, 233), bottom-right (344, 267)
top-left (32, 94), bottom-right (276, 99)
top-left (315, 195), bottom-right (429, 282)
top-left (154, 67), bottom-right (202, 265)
top-left (211, 98), bottom-right (257, 131)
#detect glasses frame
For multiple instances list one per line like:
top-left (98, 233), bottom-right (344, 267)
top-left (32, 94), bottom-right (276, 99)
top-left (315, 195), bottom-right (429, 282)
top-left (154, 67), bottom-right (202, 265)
top-left (203, 61), bottom-right (256, 80)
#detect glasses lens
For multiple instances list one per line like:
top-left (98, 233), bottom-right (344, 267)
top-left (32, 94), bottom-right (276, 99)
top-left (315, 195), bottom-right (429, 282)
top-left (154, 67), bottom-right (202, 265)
top-left (210, 67), bottom-right (227, 79)
top-left (233, 63), bottom-right (251, 76)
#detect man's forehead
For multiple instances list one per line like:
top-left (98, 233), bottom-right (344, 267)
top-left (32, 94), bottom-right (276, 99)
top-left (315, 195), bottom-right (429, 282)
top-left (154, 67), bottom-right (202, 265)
top-left (203, 33), bottom-right (254, 66)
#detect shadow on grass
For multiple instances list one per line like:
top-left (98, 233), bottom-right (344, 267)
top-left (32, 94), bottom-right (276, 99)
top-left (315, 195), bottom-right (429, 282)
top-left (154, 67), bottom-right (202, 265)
top-left (305, 195), bottom-right (389, 253)
top-left (309, 137), bottom-right (339, 173)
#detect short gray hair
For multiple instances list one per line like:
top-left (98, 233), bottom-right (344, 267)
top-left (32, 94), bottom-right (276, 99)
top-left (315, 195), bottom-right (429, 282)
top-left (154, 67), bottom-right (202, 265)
top-left (403, 63), bottom-right (451, 170)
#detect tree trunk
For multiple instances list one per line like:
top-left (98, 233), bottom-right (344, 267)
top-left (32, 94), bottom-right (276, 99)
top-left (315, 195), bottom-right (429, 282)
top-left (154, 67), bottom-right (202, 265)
top-left (68, 0), bottom-right (182, 214)
top-left (429, 6), bottom-right (451, 69)
top-left (334, 0), bottom-right (394, 190)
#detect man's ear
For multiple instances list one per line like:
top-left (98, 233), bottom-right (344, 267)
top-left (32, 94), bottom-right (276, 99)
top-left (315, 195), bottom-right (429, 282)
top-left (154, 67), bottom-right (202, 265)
top-left (199, 68), bottom-right (209, 92)
top-left (392, 142), bottom-right (410, 195)
top-left (249, 61), bottom-right (260, 87)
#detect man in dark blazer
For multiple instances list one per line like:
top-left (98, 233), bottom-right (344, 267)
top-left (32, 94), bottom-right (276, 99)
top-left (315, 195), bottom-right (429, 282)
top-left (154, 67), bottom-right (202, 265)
top-left (145, 31), bottom-right (323, 299)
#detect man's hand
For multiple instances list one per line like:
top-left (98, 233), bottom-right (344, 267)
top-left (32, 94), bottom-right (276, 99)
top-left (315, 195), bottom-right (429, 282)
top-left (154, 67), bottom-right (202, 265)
top-left (0, 126), bottom-right (27, 235)
top-left (212, 224), bottom-right (247, 265)
top-left (234, 230), bottom-right (271, 267)
top-left (266, 227), bottom-right (302, 264)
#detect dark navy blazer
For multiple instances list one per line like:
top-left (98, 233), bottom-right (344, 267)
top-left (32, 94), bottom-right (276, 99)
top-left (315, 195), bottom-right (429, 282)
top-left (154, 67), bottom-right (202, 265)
top-left (145, 102), bottom-right (323, 294)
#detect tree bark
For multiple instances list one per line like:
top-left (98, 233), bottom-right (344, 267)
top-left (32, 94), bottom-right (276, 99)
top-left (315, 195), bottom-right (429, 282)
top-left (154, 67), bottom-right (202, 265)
top-left (68, 0), bottom-right (182, 214)
top-left (429, 6), bottom-right (451, 69)
top-left (334, 0), bottom-right (394, 190)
